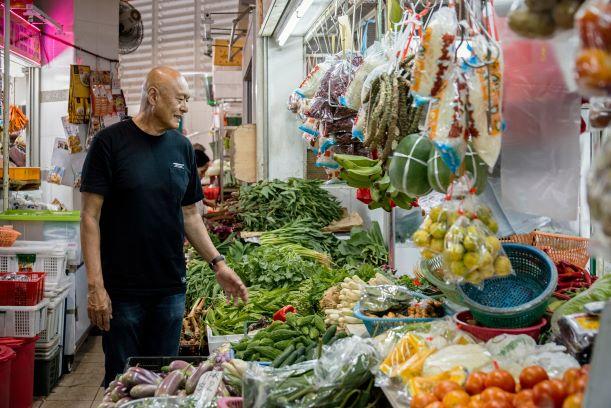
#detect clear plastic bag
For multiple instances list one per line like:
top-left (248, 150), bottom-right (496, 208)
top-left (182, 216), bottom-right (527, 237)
top-left (427, 75), bottom-right (467, 173)
top-left (589, 96), bottom-right (611, 129)
top-left (411, 7), bottom-right (459, 101)
top-left (298, 117), bottom-right (319, 137)
top-left (287, 91), bottom-right (302, 113)
top-left (575, 0), bottom-right (611, 96)
top-left (295, 59), bottom-right (334, 99)
top-left (352, 104), bottom-right (367, 142)
top-left (587, 135), bottom-right (611, 258)
top-left (325, 117), bottom-right (354, 134)
top-left (341, 43), bottom-right (388, 110)
top-left (360, 63), bottom-right (390, 106)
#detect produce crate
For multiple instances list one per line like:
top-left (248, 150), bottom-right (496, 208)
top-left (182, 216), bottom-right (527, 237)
top-left (33, 344), bottom-right (61, 396)
top-left (124, 356), bottom-right (207, 373)
top-left (206, 325), bottom-right (244, 354)
top-left (0, 298), bottom-right (49, 337)
top-left (0, 241), bottom-right (68, 290)
top-left (37, 287), bottom-right (68, 346)
top-left (0, 271), bottom-right (45, 306)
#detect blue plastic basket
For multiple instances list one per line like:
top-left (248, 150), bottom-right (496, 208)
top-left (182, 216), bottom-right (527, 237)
top-left (353, 291), bottom-right (452, 336)
top-left (457, 243), bottom-right (557, 329)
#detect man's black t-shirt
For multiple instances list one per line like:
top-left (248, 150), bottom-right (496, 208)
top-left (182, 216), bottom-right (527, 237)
top-left (80, 119), bottom-right (203, 298)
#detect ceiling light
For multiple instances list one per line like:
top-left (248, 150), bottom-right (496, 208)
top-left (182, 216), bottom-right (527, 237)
top-left (277, 0), bottom-right (314, 46)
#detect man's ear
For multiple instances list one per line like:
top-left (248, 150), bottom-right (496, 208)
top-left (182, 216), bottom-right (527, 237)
top-left (147, 86), bottom-right (159, 107)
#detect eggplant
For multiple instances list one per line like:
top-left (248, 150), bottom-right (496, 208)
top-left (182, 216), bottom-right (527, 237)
top-left (119, 367), bottom-right (161, 388)
top-left (115, 397), bottom-right (132, 407)
top-left (176, 390), bottom-right (187, 397)
top-left (129, 384), bottom-right (158, 398)
top-left (167, 360), bottom-right (191, 372)
top-left (154, 370), bottom-right (185, 397)
top-left (102, 394), bottom-right (114, 403)
top-left (110, 386), bottom-right (128, 403)
top-left (96, 403), bottom-right (116, 408)
top-left (185, 361), bottom-right (213, 395)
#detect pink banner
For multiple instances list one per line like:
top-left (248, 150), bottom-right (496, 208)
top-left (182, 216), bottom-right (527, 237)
top-left (0, 4), bottom-right (41, 65)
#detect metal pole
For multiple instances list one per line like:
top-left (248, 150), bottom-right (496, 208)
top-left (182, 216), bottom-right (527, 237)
top-left (2, 0), bottom-right (10, 211)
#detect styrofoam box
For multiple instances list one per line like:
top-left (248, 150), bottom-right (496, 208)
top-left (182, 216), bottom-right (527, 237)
top-left (37, 286), bottom-right (69, 345)
top-left (0, 298), bottom-right (49, 337)
top-left (0, 241), bottom-right (68, 290)
top-left (206, 325), bottom-right (244, 354)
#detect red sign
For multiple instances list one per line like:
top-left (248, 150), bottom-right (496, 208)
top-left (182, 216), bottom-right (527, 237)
top-left (0, 5), bottom-right (41, 65)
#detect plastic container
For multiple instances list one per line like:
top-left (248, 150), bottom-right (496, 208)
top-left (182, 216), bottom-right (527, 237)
top-left (0, 345), bottom-right (16, 408)
top-left (37, 287), bottom-right (68, 345)
top-left (0, 271), bottom-right (45, 306)
top-left (124, 355), bottom-right (207, 373)
top-left (218, 397), bottom-right (243, 408)
top-left (206, 325), bottom-right (244, 354)
top-left (33, 344), bottom-right (61, 397)
top-left (353, 294), bottom-right (454, 337)
top-left (0, 298), bottom-right (49, 337)
top-left (0, 241), bottom-right (68, 290)
top-left (0, 336), bottom-right (37, 408)
top-left (0, 210), bottom-right (81, 265)
top-left (454, 311), bottom-right (548, 341)
top-left (457, 244), bottom-right (557, 329)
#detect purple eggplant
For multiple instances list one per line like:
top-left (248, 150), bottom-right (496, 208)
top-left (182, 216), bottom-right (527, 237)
top-left (129, 383), bottom-right (158, 398)
top-left (119, 367), bottom-right (161, 388)
top-left (154, 370), bottom-right (185, 397)
top-left (168, 360), bottom-right (191, 372)
top-left (185, 361), bottom-right (213, 395)
top-left (176, 390), bottom-right (187, 397)
top-left (110, 386), bottom-right (129, 403)
top-left (115, 397), bottom-right (132, 407)
top-left (96, 403), bottom-right (116, 408)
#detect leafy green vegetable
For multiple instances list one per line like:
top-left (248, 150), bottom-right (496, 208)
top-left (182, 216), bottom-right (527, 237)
top-left (334, 222), bottom-right (389, 267)
top-left (238, 178), bottom-right (343, 231)
top-left (259, 218), bottom-right (339, 255)
top-left (236, 246), bottom-right (324, 289)
top-left (552, 274), bottom-right (611, 332)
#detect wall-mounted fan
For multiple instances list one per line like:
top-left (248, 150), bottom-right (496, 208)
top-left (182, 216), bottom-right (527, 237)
top-left (119, 0), bottom-right (143, 54)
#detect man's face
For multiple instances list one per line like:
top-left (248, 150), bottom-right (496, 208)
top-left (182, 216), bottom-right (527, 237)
top-left (154, 76), bottom-right (190, 130)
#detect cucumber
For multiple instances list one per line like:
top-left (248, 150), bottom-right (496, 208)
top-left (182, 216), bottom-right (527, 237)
top-left (280, 345), bottom-right (305, 367)
top-left (322, 325), bottom-right (338, 344)
top-left (272, 344), bottom-right (296, 368)
top-left (293, 355), bottom-right (306, 364)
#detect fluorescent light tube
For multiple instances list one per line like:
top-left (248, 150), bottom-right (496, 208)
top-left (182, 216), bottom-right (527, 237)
top-left (277, 0), bottom-right (314, 46)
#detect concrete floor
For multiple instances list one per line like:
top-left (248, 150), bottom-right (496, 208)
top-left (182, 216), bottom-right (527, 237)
top-left (34, 335), bottom-right (105, 408)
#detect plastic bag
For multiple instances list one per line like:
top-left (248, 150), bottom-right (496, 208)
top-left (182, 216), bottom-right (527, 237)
top-left (302, 132), bottom-right (318, 153)
top-left (361, 63), bottom-right (390, 105)
top-left (298, 117), bottom-right (319, 137)
top-left (422, 344), bottom-right (492, 377)
top-left (325, 116), bottom-right (354, 134)
top-left (352, 105), bottom-right (367, 142)
top-left (287, 91), bottom-right (302, 113)
top-left (411, 7), bottom-right (458, 101)
top-left (589, 97), bottom-right (611, 128)
top-left (427, 76), bottom-right (467, 173)
top-left (556, 312), bottom-right (600, 364)
top-left (378, 333), bottom-right (436, 384)
top-left (295, 59), bottom-right (334, 99)
top-left (588, 136), bottom-right (611, 258)
top-left (575, 0), bottom-right (611, 96)
top-left (341, 43), bottom-right (388, 110)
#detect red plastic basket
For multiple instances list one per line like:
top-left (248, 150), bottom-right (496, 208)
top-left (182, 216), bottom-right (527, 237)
top-left (218, 397), bottom-right (243, 408)
top-left (0, 272), bottom-right (45, 306)
top-left (454, 311), bottom-right (547, 342)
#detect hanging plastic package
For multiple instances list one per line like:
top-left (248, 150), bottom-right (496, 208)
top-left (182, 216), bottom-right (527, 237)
top-left (574, 0), bottom-right (611, 96)
top-left (326, 56), bottom-right (362, 119)
top-left (302, 132), bottom-right (319, 154)
top-left (340, 42), bottom-right (388, 110)
top-left (427, 143), bottom-right (488, 195)
top-left (587, 136), bottom-right (611, 259)
top-left (411, 7), bottom-right (458, 103)
top-left (427, 74), bottom-right (467, 173)
top-left (463, 37), bottom-right (505, 169)
top-left (352, 104), bottom-right (368, 142)
top-left (298, 117), bottom-right (319, 137)
top-left (308, 58), bottom-right (340, 121)
top-left (500, 20), bottom-right (581, 221)
top-left (588, 96), bottom-right (611, 128)
top-left (295, 59), bottom-right (334, 99)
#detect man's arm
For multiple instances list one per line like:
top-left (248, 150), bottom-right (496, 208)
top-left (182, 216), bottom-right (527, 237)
top-left (182, 203), bottom-right (248, 304)
top-left (81, 192), bottom-right (112, 330)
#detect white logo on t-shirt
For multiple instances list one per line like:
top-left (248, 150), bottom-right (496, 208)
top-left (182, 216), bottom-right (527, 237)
top-left (172, 163), bottom-right (185, 169)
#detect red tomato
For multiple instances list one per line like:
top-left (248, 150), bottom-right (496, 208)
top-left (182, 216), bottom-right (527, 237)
top-left (520, 366), bottom-right (549, 390)
top-left (485, 370), bottom-right (516, 393)
top-left (562, 393), bottom-right (584, 408)
top-left (411, 392), bottom-right (439, 408)
top-left (563, 368), bottom-right (582, 386)
top-left (514, 389), bottom-right (535, 406)
top-left (567, 376), bottom-right (588, 395)
top-left (434, 381), bottom-right (462, 401)
top-left (425, 402), bottom-right (445, 408)
top-left (480, 387), bottom-right (511, 404)
top-left (442, 390), bottom-right (471, 407)
top-left (533, 380), bottom-right (568, 408)
top-left (465, 372), bottom-right (487, 396)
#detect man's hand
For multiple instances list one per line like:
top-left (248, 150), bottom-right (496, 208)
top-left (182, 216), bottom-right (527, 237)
top-left (88, 286), bottom-right (112, 331)
top-left (215, 262), bottom-right (248, 305)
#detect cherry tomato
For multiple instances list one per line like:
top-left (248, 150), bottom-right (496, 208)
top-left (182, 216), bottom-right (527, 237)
top-left (520, 366), bottom-right (549, 390)
top-left (482, 401), bottom-right (512, 408)
top-left (425, 402), bottom-right (445, 408)
top-left (434, 381), bottom-right (462, 401)
top-left (412, 392), bottom-right (439, 408)
top-left (485, 370), bottom-right (516, 393)
top-left (567, 376), bottom-right (588, 395)
top-left (480, 387), bottom-right (511, 404)
top-left (562, 393), bottom-right (584, 408)
top-left (563, 368), bottom-right (582, 386)
top-left (533, 380), bottom-right (568, 408)
top-left (465, 372), bottom-right (487, 395)
top-left (442, 390), bottom-right (471, 408)
top-left (514, 389), bottom-right (535, 406)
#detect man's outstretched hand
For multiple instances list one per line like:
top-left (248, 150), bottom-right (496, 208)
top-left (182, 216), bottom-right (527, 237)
top-left (215, 262), bottom-right (248, 305)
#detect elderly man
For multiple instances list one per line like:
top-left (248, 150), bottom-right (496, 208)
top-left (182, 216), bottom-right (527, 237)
top-left (80, 66), bottom-right (248, 386)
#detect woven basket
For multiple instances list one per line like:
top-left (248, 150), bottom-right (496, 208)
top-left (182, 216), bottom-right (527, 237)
top-left (0, 227), bottom-right (20, 247)
top-left (533, 231), bottom-right (590, 269)
top-left (500, 232), bottom-right (535, 246)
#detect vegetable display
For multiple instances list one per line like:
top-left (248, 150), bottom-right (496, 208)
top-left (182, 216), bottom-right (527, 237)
top-left (238, 179), bottom-right (343, 231)
top-left (258, 218), bottom-right (339, 257)
top-left (334, 222), bottom-right (389, 267)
